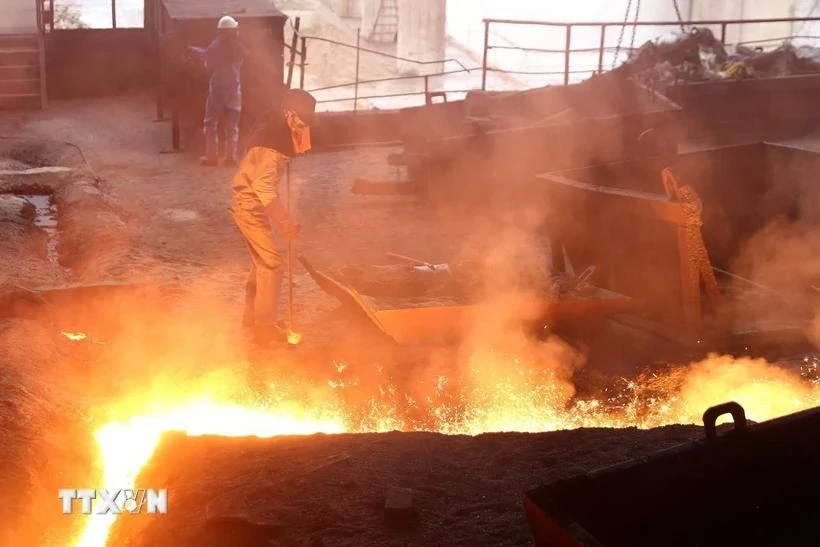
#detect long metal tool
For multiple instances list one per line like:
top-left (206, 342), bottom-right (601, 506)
top-left (285, 162), bottom-right (295, 332)
top-left (285, 162), bottom-right (298, 343)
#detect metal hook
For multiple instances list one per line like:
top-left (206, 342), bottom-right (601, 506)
top-left (703, 402), bottom-right (748, 444)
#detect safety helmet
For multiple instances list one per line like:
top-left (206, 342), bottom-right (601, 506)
top-left (217, 16), bottom-right (239, 29)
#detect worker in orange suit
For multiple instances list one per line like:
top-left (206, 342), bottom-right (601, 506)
top-left (230, 88), bottom-right (317, 347)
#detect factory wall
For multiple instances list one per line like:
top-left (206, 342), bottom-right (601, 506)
top-left (396, 0), bottom-right (447, 74)
top-left (793, 0), bottom-right (820, 45)
top-left (319, 0), bottom-right (363, 19)
top-left (360, 0), bottom-right (383, 39)
top-left (689, 0), bottom-right (795, 45)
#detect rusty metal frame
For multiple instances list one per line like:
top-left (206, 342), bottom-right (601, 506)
top-left (541, 173), bottom-right (690, 225)
top-left (298, 255), bottom-right (631, 346)
top-left (537, 167), bottom-right (710, 343)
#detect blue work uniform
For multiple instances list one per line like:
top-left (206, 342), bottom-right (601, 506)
top-left (202, 35), bottom-right (244, 161)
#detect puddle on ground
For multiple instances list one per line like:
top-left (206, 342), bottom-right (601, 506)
top-left (20, 194), bottom-right (59, 266)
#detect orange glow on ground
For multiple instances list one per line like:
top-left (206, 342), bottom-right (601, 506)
top-left (74, 400), bottom-right (346, 547)
top-left (71, 352), bottom-right (819, 547)
top-left (287, 328), bottom-right (303, 345)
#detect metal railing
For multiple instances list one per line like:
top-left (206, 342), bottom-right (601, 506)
top-left (33, 6), bottom-right (820, 109)
top-left (481, 15), bottom-right (820, 89)
top-left (288, 21), bottom-right (478, 110)
top-left (290, 14), bottom-right (820, 111)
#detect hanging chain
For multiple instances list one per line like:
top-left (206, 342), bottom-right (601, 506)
top-left (612, 0), bottom-right (635, 69)
top-left (661, 168), bottom-right (721, 331)
top-left (628, 0), bottom-right (642, 55)
top-left (672, 0), bottom-right (686, 32)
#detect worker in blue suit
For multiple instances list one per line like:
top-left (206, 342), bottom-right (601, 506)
top-left (200, 15), bottom-right (244, 166)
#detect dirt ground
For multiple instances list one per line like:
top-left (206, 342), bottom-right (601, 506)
top-left (0, 94), bottom-right (817, 547)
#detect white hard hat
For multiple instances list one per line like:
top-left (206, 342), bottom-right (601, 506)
top-left (217, 16), bottom-right (239, 29)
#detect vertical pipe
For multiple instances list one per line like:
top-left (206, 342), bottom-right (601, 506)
top-left (424, 74), bottom-right (429, 104)
top-left (156, 91), bottom-right (163, 121)
top-left (597, 24), bottom-right (606, 74)
top-left (112, 0), bottom-right (117, 29)
top-left (354, 27), bottom-right (361, 111)
top-left (49, 0), bottom-right (54, 31)
top-left (720, 22), bottom-right (727, 44)
top-left (299, 37), bottom-right (307, 89)
top-left (171, 106), bottom-right (180, 151)
top-left (154, 0), bottom-right (165, 121)
top-left (286, 17), bottom-right (301, 88)
top-left (38, 33), bottom-right (47, 109)
top-left (156, 48), bottom-right (164, 121)
top-left (397, 0), bottom-right (446, 75)
top-left (481, 20), bottom-right (490, 91)
top-left (563, 24), bottom-right (572, 85)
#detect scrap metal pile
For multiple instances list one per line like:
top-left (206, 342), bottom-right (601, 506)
top-left (617, 26), bottom-right (820, 85)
